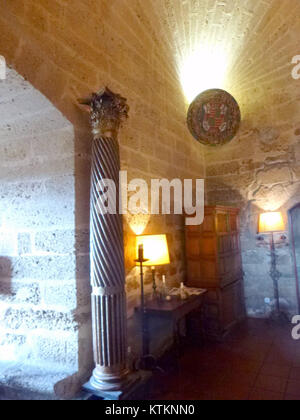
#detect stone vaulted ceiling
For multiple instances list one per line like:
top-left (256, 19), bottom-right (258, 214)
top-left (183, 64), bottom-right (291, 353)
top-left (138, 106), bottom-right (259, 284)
top-left (1, 0), bottom-right (299, 136)
top-left (136, 0), bottom-right (300, 116)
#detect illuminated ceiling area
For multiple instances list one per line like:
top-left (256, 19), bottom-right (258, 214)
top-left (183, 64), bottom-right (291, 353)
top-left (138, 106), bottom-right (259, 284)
top-left (139, 0), bottom-right (300, 115)
top-left (138, 0), bottom-right (300, 213)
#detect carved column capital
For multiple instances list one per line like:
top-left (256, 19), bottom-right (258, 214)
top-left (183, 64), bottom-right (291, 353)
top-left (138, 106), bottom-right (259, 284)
top-left (80, 87), bottom-right (129, 139)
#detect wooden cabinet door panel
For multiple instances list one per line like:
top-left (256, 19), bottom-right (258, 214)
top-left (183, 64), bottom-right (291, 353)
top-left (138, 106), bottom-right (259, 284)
top-left (185, 206), bottom-right (244, 339)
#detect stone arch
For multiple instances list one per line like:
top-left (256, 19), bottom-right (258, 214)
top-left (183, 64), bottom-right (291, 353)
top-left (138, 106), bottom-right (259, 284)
top-left (0, 67), bottom-right (92, 399)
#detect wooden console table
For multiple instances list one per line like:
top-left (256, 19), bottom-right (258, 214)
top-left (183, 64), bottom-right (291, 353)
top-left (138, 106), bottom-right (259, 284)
top-left (136, 291), bottom-right (207, 355)
top-left (145, 293), bottom-right (206, 320)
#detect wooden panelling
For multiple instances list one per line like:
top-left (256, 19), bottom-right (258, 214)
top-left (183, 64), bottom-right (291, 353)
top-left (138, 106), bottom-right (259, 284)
top-left (201, 280), bottom-right (245, 339)
top-left (185, 206), bottom-right (245, 339)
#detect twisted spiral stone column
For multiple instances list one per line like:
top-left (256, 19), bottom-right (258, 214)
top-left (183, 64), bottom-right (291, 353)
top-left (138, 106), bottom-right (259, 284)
top-left (79, 88), bottom-right (129, 392)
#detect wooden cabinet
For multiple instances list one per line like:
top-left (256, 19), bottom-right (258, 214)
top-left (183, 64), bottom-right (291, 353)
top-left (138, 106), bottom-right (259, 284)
top-left (185, 206), bottom-right (246, 339)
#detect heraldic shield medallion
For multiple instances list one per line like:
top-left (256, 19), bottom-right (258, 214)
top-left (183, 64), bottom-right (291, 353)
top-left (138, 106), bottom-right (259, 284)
top-left (187, 89), bottom-right (241, 146)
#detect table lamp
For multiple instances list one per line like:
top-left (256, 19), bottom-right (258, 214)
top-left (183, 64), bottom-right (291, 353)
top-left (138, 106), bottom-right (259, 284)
top-left (136, 234), bottom-right (170, 297)
top-left (135, 235), bottom-right (169, 370)
top-left (258, 212), bottom-right (287, 321)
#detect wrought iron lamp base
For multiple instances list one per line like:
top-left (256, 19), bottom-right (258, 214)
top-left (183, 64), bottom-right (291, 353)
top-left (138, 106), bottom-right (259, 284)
top-left (268, 232), bottom-right (290, 323)
top-left (269, 310), bottom-right (290, 323)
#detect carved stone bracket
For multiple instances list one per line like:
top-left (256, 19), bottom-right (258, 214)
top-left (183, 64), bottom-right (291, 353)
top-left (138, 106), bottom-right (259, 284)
top-left (79, 88), bottom-right (129, 392)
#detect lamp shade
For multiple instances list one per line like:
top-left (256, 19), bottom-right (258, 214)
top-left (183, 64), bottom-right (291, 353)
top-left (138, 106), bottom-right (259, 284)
top-left (136, 235), bottom-right (170, 267)
top-left (258, 212), bottom-right (285, 233)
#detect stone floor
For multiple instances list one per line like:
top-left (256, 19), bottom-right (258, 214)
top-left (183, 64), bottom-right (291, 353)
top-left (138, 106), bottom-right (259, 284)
top-left (146, 318), bottom-right (300, 400)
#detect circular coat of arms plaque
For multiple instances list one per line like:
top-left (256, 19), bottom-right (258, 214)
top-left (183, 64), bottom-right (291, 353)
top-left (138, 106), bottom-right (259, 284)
top-left (187, 89), bottom-right (241, 146)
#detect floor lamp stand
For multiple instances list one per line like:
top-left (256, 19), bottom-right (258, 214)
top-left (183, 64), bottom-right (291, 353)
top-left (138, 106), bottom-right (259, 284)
top-left (269, 232), bottom-right (289, 322)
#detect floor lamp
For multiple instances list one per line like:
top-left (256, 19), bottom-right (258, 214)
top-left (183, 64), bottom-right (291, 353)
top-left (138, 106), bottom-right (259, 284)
top-left (258, 212), bottom-right (288, 321)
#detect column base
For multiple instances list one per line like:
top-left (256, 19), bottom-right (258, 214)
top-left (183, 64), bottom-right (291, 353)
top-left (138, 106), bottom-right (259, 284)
top-left (88, 366), bottom-right (130, 392)
top-left (82, 371), bottom-right (151, 400)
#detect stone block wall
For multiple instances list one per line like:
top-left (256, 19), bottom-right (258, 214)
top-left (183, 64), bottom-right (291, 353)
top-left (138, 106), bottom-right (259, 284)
top-left (0, 67), bottom-right (92, 398)
top-left (206, 127), bottom-right (300, 317)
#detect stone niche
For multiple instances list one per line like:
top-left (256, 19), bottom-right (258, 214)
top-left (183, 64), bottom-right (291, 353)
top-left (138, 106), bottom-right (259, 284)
top-left (0, 68), bottom-right (92, 400)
